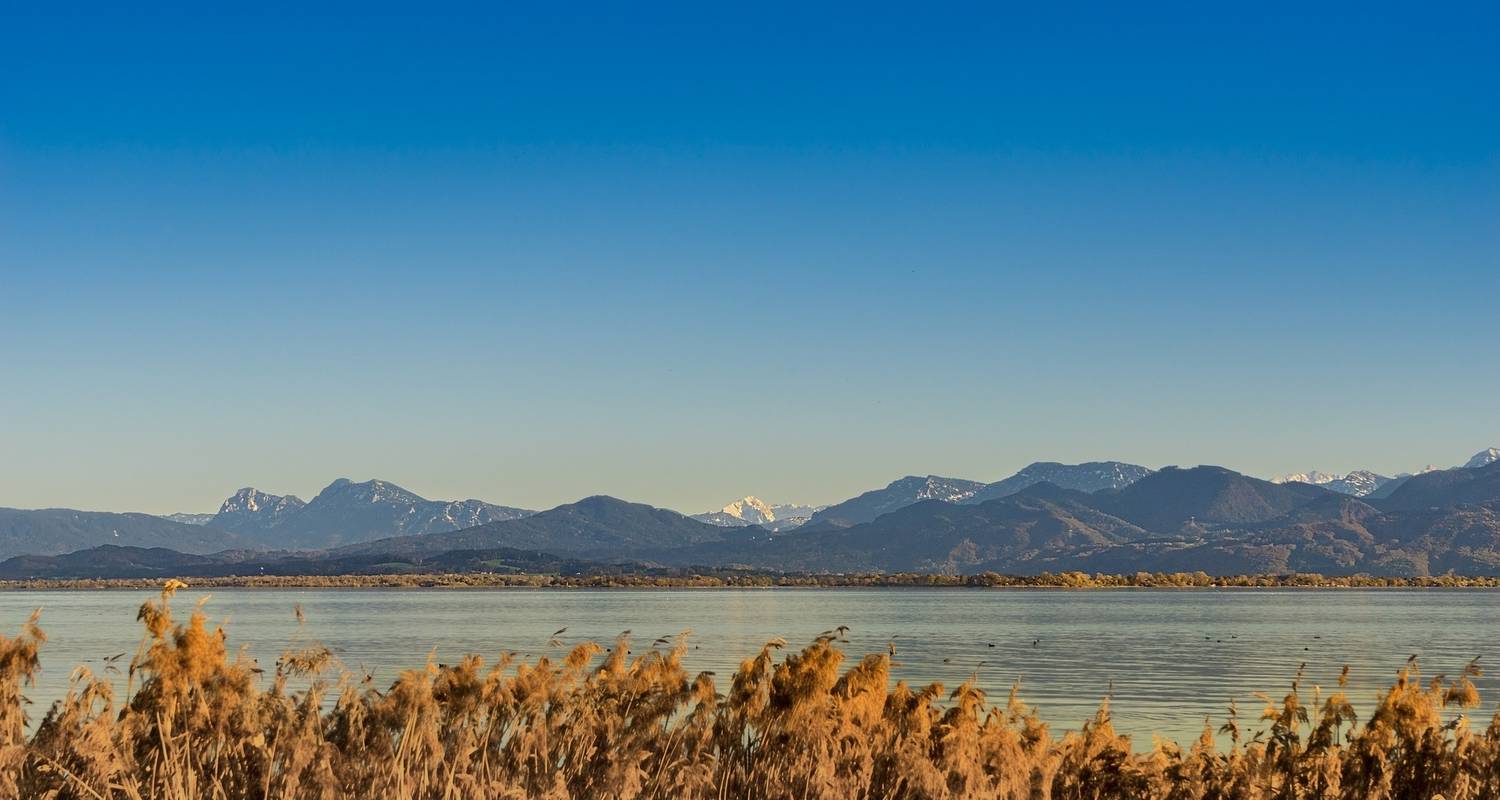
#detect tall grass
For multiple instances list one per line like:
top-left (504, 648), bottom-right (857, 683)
top-left (2, 581), bottom-right (1498, 798)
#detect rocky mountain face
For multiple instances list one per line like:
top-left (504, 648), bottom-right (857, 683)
top-left (1466, 448), bottom-right (1500, 469)
top-left (965, 461), bottom-right (1153, 504)
top-left (693, 496), bottom-right (777, 526)
top-left (211, 489), bottom-right (307, 536)
top-left (207, 479), bottom-right (533, 549)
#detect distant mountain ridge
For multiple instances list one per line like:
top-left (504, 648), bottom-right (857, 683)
top-left (805, 475), bottom-right (986, 528)
top-left (0, 508), bottom-right (240, 560)
top-left (335, 495), bottom-right (729, 560)
top-left (676, 484), bottom-right (1151, 573)
top-left (1269, 449), bottom-right (1499, 498)
top-left (1101, 466), bottom-right (1330, 531)
top-left (207, 479), bottom-right (533, 549)
top-left (1272, 470), bottom-right (1391, 497)
top-left (1380, 460), bottom-right (1500, 511)
top-left (965, 461), bottom-right (1153, 504)
top-left (663, 460), bottom-right (1500, 577)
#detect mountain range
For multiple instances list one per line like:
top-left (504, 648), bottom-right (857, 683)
top-left (207, 479), bottom-right (533, 549)
top-left (1268, 456), bottom-right (1494, 499)
top-left (655, 459), bottom-right (1500, 576)
top-left (0, 478), bottom-right (530, 560)
top-left (2, 449), bottom-right (1498, 577)
top-left (1271, 470), bottom-right (1392, 497)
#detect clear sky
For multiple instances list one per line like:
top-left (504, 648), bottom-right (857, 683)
top-left (2, 2), bottom-right (1496, 515)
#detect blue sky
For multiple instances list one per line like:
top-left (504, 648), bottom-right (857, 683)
top-left (2, 2), bottom-right (1496, 514)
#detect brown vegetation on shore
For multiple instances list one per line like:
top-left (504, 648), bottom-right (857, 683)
top-left (4, 569), bottom-right (1500, 591)
top-left (0, 582), bottom-right (1498, 798)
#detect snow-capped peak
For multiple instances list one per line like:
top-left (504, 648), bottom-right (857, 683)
top-left (1464, 448), bottom-right (1500, 469)
top-left (220, 487), bottom-right (275, 514)
top-left (1273, 471), bottom-right (1342, 486)
top-left (720, 496), bottom-right (776, 524)
top-left (1272, 470), bottom-right (1391, 498)
top-left (691, 497), bottom-right (824, 530)
top-left (908, 475), bottom-right (982, 502)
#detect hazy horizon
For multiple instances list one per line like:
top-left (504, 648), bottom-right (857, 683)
top-left (3, 4), bottom-right (1496, 516)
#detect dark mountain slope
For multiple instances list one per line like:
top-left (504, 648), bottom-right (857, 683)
top-left (668, 488), bottom-right (1147, 573)
top-left (0, 544), bottom-right (614, 580)
top-left (1379, 461), bottom-right (1500, 511)
top-left (965, 461), bottom-right (1153, 504)
top-left (804, 475), bottom-right (985, 528)
top-left (333, 496), bottom-right (728, 559)
top-left (0, 508), bottom-right (240, 560)
top-left (1098, 466), bottom-right (1331, 531)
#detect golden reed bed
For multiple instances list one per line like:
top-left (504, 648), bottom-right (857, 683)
top-left (0, 581), bottom-right (1495, 799)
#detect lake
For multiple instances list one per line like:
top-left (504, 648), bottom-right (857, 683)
top-left (2, 587), bottom-right (1494, 743)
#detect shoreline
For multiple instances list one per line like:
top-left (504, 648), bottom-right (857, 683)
top-left (3, 570), bottom-right (1500, 590)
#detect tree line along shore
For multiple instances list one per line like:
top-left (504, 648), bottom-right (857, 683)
top-left (3, 569), bottom-right (1500, 590)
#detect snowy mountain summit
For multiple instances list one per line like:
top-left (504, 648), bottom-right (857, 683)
top-left (214, 488), bottom-right (307, 532)
top-left (719, 496), bottom-right (776, 525)
top-left (691, 496), bottom-right (824, 531)
top-left (1274, 448), bottom-right (1499, 500)
top-left (1465, 448), bottom-right (1500, 469)
top-left (1272, 470), bottom-right (1391, 497)
top-left (966, 461), bottom-right (1153, 504)
top-left (1276, 471), bottom-right (1342, 486)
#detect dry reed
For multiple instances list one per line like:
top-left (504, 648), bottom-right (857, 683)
top-left (2, 581), bottom-right (1498, 799)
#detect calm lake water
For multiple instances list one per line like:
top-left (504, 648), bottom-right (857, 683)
top-left (2, 587), bottom-right (1494, 743)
